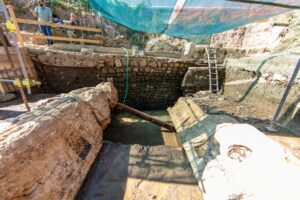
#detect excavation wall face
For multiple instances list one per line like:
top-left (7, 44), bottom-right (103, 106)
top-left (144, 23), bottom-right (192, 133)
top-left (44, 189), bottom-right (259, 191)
top-left (168, 98), bottom-right (300, 200)
top-left (224, 57), bottom-right (300, 133)
top-left (29, 48), bottom-right (226, 109)
top-left (0, 83), bottom-right (118, 200)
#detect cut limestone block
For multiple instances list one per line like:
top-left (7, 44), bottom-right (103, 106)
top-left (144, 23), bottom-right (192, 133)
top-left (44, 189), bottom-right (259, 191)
top-left (0, 82), bottom-right (118, 200)
top-left (63, 82), bottom-right (118, 129)
top-left (168, 97), bottom-right (300, 200)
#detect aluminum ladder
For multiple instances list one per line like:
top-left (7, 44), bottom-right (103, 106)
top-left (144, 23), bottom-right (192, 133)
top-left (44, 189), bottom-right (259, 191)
top-left (204, 46), bottom-right (219, 93)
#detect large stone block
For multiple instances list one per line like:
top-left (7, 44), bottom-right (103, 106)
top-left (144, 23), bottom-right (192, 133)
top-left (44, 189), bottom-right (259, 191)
top-left (64, 82), bottom-right (118, 129)
top-left (168, 98), bottom-right (300, 200)
top-left (0, 83), bottom-right (118, 200)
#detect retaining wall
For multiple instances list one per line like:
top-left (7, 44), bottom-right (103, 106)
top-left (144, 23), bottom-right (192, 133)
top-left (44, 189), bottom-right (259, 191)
top-left (28, 46), bottom-right (227, 109)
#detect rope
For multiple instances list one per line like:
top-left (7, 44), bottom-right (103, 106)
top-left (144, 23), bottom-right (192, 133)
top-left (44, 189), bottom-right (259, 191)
top-left (122, 48), bottom-right (129, 104)
top-left (227, 0), bottom-right (300, 10)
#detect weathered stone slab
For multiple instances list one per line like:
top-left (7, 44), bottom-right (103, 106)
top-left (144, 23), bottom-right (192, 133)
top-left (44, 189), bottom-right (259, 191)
top-left (64, 82), bottom-right (118, 129)
top-left (168, 97), bottom-right (300, 200)
top-left (0, 83), bottom-right (118, 200)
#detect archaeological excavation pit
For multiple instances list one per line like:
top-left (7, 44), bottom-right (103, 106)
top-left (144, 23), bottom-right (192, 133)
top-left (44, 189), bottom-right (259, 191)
top-left (1, 1), bottom-right (300, 200)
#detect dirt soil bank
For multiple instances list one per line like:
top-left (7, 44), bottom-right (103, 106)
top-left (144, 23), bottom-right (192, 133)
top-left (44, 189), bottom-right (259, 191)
top-left (76, 142), bottom-right (203, 200)
top-left (191, 92), bottom-right (300, 158)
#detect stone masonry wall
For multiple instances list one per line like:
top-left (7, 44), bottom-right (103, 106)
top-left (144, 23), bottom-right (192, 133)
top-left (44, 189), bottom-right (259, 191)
top-left (28, 47), bottom-right (224, 109)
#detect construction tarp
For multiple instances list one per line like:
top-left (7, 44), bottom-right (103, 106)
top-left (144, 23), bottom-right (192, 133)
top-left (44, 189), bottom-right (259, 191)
top-left (89, 0), bottom-right (299, 40)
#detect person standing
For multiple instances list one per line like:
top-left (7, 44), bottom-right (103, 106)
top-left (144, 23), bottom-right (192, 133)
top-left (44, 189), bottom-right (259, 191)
top-left (66, 13), bottom-right (80, 39)
top-left (32, 0), bottom-right (53, 45)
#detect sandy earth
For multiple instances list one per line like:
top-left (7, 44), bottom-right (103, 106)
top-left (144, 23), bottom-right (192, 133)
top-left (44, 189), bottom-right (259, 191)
top-left (76, 142), bottom-right (203, 200)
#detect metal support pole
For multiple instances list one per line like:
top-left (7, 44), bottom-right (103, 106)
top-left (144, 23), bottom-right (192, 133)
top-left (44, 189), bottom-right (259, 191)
top-left (268, 59), bottom-right (300, 131)
top-left (0, 79), bottom-right (15, 83)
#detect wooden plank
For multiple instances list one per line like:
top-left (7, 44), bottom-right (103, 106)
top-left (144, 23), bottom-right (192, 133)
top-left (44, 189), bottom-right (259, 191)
top-left (0, 26), bottom-right (30, 110)
top-left (6, 5), bottom-right (24, 47)
top-left (116, 102), bottom-right (176, 132)
top-left (0, 48), bottom-right (37, 79)
top-left (0, 72), bottom-right (17, 93)
top-left (23, 55), bottom-right (37, 80)
top-left (13, 40), bottom-right (31, 93)
top-left (0, 54), bottom-right (20, 61)
top-left (272, 22), bottom-right (289, 27)
top-left (21, 33), bottom-right (102, 44)
top-left (0, 62), bottom-right (21, 69)
top-left (16, 18), bottom-right (101, 33)
top-left (0, 63), bottom-right (38, 80)
top-left (0, 47), bottom-right (26, 55)
top-left (0, 73), bottom-right (9, 93)
top-left (0, 69), bottom-right (23, 77)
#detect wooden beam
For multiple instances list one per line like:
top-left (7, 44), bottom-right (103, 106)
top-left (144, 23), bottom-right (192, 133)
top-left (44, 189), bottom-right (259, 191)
top-left (115, 102), bottom-right (176, 132)
top-left (272, 22), bottom-right (289, 27)
top-left (15, 18), bottom-right (101, 33)
top-left (0, 27), bottom-right (30, 110)
top-left (20, 33), bottom-right (102, 44)
top-left (6, 5), bottom-right (24, 47)
top-left (0, 47), bottom-right (26, 55)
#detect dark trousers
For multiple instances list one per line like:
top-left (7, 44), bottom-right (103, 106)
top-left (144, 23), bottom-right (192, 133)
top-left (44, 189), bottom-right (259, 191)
top-left (40, 25), bottom-right (53, 45)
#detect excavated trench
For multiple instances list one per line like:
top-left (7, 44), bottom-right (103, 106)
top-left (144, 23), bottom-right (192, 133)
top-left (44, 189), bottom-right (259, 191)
top-left (75, 110), bottom-right (200, 200)
top-left (1, 43), bottom-right (299, 199)
top-left (71, 49), bottom-right (299, 198)
top-left (104, 110), bottom-right (179, 146)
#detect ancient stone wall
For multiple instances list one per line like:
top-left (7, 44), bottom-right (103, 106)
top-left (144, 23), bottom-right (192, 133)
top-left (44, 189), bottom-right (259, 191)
top-left (0, 82), bottom-right (118, 200)
top-left (28, 47), bottom-right (226, 109)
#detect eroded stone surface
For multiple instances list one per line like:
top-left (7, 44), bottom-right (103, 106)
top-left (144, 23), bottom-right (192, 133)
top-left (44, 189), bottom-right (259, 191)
top-left (168, 98), bottom-right (300, 200)
top-left (0, 82), bottom-right (118, 200)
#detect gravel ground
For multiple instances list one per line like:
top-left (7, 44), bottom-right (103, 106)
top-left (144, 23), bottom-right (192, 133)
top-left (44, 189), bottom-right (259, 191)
top-left (0, 94), bottom-right (56, 132)
top-left (191, 91), bottom-right (300, 158)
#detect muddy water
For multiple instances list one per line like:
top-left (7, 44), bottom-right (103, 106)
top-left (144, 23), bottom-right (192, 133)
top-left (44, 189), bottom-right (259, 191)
top-left (104, 110), bottom-right (180, 147)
